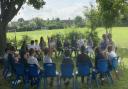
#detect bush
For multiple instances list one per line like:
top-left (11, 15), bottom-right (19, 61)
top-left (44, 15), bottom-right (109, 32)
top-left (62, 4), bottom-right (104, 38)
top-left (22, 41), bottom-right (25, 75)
top-left (86, 31), bottom-right (100, 48)
top-left (65, 31), bottom-right (86, 41)
top-left (18, 35), bottom-right (32, 47)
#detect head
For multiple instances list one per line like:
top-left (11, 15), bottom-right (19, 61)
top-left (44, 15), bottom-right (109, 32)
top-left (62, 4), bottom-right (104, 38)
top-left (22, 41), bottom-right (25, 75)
top-left (10, 46), bottom-right (16, 53)
top-left (29, 48), bottom-right (35, 56)
top-left (64, 49), bottom-right (71, 57)
top-left (95, 47), bottom-right (101, 54)
top-left (30, 40), bottom-right (34, 45)
top-left (108, 45), bottom-right (113, 52)
top-left (102, 34), bottom-right (107, 40)
top-left (80, 45), bottom-right (85, 53)
top-left (40, 36), bottom-right (44, 41)
top-left (5, 48), bottom-right (10, 53)
top-left (108, 33), bottom-right (112, 39)
top-left (35, 40), bottom-right (38, 45)
top-left (24, 51), bottom-right (29, 59)
top-left (44, 48), bottom-right (50, 55)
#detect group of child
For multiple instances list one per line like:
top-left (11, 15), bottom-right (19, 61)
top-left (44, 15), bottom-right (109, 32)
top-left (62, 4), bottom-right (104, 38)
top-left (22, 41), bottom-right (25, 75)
top-left (3, 33), bottom-right (118, 86)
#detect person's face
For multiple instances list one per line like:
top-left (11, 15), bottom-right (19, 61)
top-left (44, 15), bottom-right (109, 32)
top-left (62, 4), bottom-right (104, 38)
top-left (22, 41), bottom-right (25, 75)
top-left (24, 52), bottom-right (29, 59)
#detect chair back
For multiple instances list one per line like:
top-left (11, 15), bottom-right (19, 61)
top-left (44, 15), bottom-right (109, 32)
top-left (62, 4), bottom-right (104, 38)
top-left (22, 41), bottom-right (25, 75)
top-left (111, 57), bottom-right (118, 69)
top-left (61, 63), bottom-right (73, 78)
top-left (14, 63), bottom-right (25, 76)
top-left (43, 63), bottom-right (56, 77)
top-left (28, 64), bottom-right (39, 77)
top-left (77, 63), bottom-right (90, 76)
top-left (97, 59), bottom-right (108, 73)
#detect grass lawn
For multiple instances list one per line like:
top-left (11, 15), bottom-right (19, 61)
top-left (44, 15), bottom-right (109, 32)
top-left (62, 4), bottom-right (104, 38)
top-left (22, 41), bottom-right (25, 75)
top-left (7, 27), bottom-right (128, 48)
top-left (0, 27), bottom-right (128, 89)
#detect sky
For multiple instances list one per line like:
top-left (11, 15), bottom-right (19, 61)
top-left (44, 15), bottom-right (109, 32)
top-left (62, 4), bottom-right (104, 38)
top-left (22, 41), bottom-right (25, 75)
top-left (13, 0), bottom-right (96, 21)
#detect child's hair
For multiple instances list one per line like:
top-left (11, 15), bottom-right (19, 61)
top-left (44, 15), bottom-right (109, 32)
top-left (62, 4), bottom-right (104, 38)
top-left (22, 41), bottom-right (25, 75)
top-left (108, 45), bottom-right (113, 52)
top-left (31, 40), bottom-right (34, 45)
top-left (80, 45), bottom-right (85, 53)
top-left (29, 48), bottom-right (35, 56)
top-left (35, 40), bottom-right (38, 43)
top-left (44, 48), bottom-right (49, 55)
top-left (5, 48), bottom-right (10, 52)
top-left (14, 52), bottom-right (19, 57)
top-left (64, 49), bottom-right (70, 57)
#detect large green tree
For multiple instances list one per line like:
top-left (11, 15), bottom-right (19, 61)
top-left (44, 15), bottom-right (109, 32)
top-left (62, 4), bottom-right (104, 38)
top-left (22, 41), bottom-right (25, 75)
top-left (74, 16), bottom-right (85, 28)
top-left (96, 0), bottom-right (127, 33)
top-left (0, 0), bottom-right (45, 56)
top-left (84, 5), bottom-right (101, 32)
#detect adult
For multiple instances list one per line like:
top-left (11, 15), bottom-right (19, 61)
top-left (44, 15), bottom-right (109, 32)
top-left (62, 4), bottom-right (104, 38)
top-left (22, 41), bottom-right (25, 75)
top-left (39, 37), bottom-right (46, 51)
top-left (56, 37), bottom-right (63, 56)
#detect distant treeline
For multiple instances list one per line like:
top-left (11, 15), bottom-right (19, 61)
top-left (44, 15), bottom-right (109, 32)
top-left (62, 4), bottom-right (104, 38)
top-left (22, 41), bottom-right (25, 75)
top-left (8, 16), bottom-right (128, 32)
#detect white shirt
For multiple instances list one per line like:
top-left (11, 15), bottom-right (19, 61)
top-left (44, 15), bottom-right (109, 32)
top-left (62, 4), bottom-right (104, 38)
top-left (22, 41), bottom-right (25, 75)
top-left (35, 44), bottom-right (40, 51)
top-left (28, 44), bottom-right (35, 50)
top-left (28, 56), bottom-right (39, 66)
top-left (77, 39), bottom-right (85, 49)
top-left (108, 51), bottom-right (117, 60)
top-left (43, 55), bottom-right (52, 63)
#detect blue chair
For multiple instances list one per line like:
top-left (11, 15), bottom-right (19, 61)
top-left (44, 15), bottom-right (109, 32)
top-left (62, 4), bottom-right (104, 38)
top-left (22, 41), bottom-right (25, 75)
top-left (11, 63), bottom-right (25, 89)
top-left (76, 63), bottom-right (92, 89)
top-left (96, 59), bottom-right (113, 85)
top-left (27, 64), bottom-right (41, 89)
top-left (111, 57), bottom-right (119, 70)
top-left (43, 63), bottom-right (59, 89)
top-left (111, 57), bottom-right (119, 79)
top-left (60, 63), bottom-right (75, 89)
top-left (3, 65), bottom-right (9, 80)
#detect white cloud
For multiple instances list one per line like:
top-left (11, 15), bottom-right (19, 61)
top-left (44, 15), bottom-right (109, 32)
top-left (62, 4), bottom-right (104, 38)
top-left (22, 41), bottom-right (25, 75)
top-left (12, 0), bottom-right (96, 21)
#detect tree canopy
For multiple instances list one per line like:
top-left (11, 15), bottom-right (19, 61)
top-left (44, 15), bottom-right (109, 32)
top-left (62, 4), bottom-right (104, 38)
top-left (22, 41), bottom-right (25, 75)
top-left (96, 0), bottom-right (128, 33)
top-left (0, 0), bottom-right (45, 56)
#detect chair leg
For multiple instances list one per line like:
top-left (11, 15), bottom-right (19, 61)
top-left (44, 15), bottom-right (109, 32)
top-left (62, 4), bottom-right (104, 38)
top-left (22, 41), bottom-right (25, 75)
top-left (106, 72), bottom-right (113, 85)
top-left (56, 76), bottom-right (60, 89)
top-left (87, 76), bottom-right (92, 89)
top-left (43, 78), bottom-right (47, 89)
top-left (75, 76), bottom-right (79, 89)
top-left (73, 77), bottom-right (76, 89)
top-left (95, 77), bottom-right (99, 88)
top-left (114, 69), bottom-right (119, 80)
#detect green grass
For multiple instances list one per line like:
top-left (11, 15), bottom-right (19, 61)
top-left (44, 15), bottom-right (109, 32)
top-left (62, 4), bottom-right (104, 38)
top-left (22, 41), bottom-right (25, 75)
top-left (7, 27), bottom-right (128, 48)
top-left (0, 27), bottom-right (128, 89)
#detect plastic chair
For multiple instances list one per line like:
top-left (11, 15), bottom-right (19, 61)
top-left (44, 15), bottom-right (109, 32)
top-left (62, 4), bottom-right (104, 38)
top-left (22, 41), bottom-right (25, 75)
top-left (27, 64), bottom-right (41, 89)
top-left (43, 63), bottom-right (59, 89)
top-left (76, 63), bottom-right (92, 89)
top-left (60, 63), bottom-right (75, 89)
top-left (96, 59), bottom-right (113, 85)
top-left (11, 63), bottom-right (25, 89)
top-left (111, 57), bottom-right (119, 79)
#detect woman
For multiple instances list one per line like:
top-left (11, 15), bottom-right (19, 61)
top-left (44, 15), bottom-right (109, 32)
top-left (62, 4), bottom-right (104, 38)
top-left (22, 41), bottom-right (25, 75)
top-left (39, 37), bottom-right (46, 51)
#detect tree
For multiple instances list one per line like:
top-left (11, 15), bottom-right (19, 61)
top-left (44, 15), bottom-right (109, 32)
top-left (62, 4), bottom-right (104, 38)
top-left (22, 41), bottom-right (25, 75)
top-left (0, 0), bottom-right (45, 56)
top-left (84, 5), bottom-right (101, 32)
top-left (74, 16), bottom-right (85, 28)
top-left (96, 0), bottom-right (127, 33)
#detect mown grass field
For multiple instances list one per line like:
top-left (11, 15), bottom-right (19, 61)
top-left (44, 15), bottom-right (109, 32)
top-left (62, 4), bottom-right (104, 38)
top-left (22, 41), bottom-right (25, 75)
top-left (7, 27), bottom-right (128, 48)
top-left (0, 27), bottom-right (128, 89)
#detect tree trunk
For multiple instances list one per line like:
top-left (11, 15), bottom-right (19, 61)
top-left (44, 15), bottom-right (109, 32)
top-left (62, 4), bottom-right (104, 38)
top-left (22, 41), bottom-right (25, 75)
top-left (106, 28), bottom-right (108, 34)
top-left (0, 22), bottom-right (7, 57)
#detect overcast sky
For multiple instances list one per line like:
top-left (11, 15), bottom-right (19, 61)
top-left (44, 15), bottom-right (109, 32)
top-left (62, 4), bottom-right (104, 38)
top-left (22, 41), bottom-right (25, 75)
top-left (13, 0), bottom-right (96, 21)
